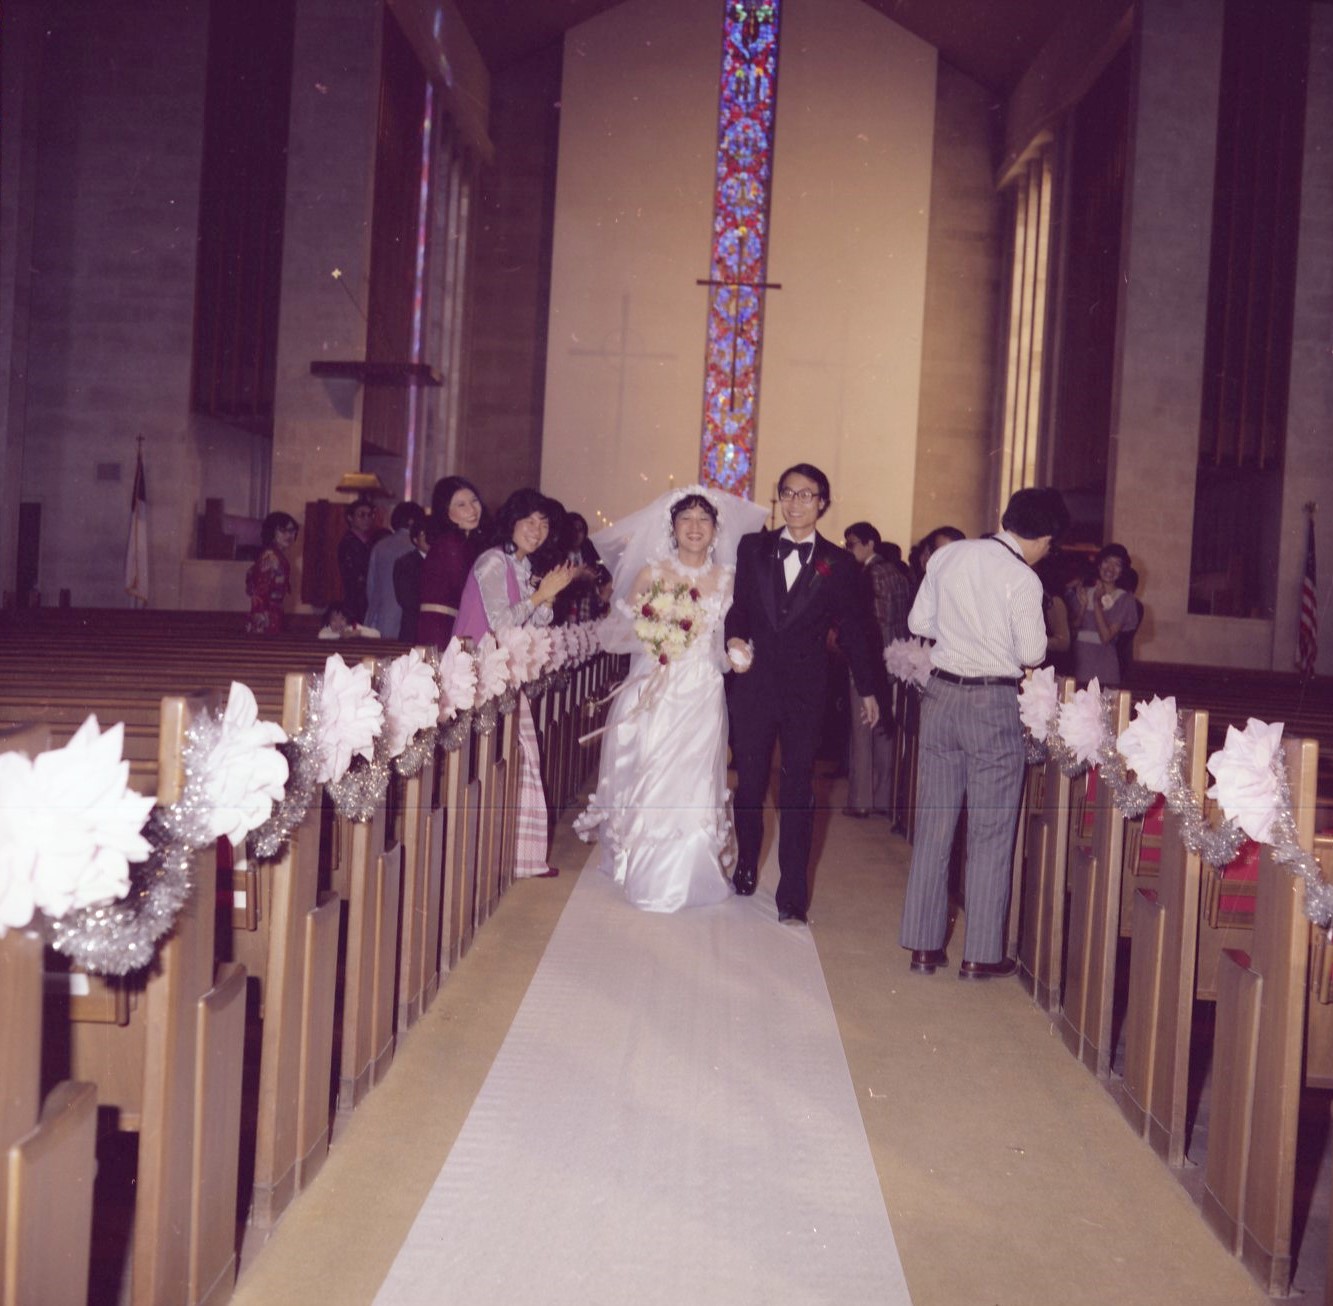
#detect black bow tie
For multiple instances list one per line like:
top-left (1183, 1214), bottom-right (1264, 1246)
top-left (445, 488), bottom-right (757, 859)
top-left (777, 538), bottom-right (813, 565)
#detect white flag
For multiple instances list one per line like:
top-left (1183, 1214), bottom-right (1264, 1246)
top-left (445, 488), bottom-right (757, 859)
top-left (125, 446), bottom-right (148, 605)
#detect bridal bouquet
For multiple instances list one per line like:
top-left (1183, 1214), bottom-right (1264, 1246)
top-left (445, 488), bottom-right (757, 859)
top-left (632, 578), bottom-right (705, 665)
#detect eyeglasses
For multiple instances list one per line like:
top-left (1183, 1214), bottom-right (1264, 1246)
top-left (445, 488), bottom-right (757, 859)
top-left (779, 488), bottom-right (819, 505)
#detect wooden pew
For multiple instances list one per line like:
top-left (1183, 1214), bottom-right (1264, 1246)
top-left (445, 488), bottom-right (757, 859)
top-left (1060, 690), bottom-right (1132, 1077)
top-left (1200, 735), bottom-right (1318, 1295)
top-left (228, 674), bottom-right (340, 1230)
top-left (40, 694), bottom-right (248, 1306)
top-left (1, 724), bottom-right (98, 1306)
top-left (1017, 677), bottom-right (1077, 1011)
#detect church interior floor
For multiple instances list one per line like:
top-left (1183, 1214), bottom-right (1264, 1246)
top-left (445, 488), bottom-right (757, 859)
top-left (228, 772), bottom-right (1292, 1306)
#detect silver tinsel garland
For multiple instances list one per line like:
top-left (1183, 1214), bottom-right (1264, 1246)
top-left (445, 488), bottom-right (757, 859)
top-left (474, 696), bottom-right (499, 736)
top-left (1092, 692), bottom-right (1157, 820)
top-left (43, 707), bottom-right (222, 976)
top-left (1265, 752), bottom-right (1333, 928)
top-left (248, 674), bottom-right (323, 861)
top-left (498, 688), bottom-right (518, 716)
top-left (325, 730), bottom-right (393, 823)
top-left (1158, 730), bottom-right (1245, 870)
top-left (394, 727), bottom-right (437, 778)
top-left (440, 710), bottom-right (473, 753)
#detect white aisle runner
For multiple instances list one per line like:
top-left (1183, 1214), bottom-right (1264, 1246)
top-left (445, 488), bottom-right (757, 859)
top-left (375, 855), bottom-right (913, 1306)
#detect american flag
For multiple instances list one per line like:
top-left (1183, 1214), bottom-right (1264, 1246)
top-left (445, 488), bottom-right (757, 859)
top-left (1297, 515), bottom-right (1317, 677)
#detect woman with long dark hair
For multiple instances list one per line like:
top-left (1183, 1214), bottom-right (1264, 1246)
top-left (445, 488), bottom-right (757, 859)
top-left (455, 489), bottom-right (577, 877)
top-left (417, 476), bottom-right (489, 647)
top-left (244, 511), bottom-right (299, 635)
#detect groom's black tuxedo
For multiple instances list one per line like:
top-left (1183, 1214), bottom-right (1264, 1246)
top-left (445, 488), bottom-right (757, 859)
top-left (725, 528), bottom-right (879, 916)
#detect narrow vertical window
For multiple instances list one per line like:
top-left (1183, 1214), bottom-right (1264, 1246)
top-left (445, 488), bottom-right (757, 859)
top-left (699, 2), bottom-right (782, 497)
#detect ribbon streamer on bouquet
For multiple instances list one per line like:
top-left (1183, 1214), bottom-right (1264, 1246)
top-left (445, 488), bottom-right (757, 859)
top-left (577, 663), bottom-right (664, 746)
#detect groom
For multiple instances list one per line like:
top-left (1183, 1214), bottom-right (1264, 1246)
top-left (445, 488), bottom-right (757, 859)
top-left (725, 463), bottom-right (880, 922)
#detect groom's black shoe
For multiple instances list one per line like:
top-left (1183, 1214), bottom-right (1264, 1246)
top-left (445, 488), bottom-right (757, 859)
top-left (732, 865), bottom-right (757, 896)
top-left (778, 908), bottom-right (808, 925)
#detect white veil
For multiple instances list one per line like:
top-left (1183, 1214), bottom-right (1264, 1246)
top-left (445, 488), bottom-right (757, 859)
top-left (591, 482), bottom-right (769, 608)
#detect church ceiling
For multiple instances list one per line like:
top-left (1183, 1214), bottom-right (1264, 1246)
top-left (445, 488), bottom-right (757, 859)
top-left (452, 0), bottom-right (1069, 93)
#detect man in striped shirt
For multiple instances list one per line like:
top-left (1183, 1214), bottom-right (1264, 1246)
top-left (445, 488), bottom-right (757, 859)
top-left (899, 487), bottom-right (1069, 979)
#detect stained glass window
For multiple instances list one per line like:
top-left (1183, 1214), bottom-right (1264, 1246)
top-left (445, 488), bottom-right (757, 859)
top-left (699, 1), bottom-right (782, 498)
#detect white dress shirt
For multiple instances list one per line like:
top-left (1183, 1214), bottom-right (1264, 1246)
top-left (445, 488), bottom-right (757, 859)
top-left (907, 530), bottom-right (1046, 676)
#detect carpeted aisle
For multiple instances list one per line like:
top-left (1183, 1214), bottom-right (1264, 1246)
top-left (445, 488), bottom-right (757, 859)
top-left (374, 850), bottom-right (913, 1306)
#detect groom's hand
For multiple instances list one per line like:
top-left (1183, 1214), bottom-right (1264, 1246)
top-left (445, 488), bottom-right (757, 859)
top-left (860, 695), bottom-right (880, 728)
top-left (727, 638), bottom-right (753, 673)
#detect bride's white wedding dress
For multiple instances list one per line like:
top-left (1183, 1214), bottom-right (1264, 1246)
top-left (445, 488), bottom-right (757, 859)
top-left (574, 558), bottom-right (735, 912)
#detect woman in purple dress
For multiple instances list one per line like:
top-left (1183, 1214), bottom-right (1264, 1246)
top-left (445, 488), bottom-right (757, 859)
top-left (418, 476), bottom-right (489, 648)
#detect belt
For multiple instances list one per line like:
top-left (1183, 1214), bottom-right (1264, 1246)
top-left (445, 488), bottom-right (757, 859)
top-left (930, 669), bottom-right (1022, 688)
top-left (420, 603), bottom-right (458, 616)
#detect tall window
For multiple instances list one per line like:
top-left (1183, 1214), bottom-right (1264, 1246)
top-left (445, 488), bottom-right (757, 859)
top-left (699, 1), bottom-right (783, 498)
top-left (1188, 0), bottom-right (1309, 618)
top-left (996, 146), bottom-right (1055, 509)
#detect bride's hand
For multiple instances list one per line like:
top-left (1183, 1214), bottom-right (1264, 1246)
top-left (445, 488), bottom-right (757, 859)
top-left (727, 638), bottom-right (753, 672)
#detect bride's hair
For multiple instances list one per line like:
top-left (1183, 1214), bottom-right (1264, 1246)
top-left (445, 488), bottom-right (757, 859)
top-left (669, 493), bottom-right (719, 527)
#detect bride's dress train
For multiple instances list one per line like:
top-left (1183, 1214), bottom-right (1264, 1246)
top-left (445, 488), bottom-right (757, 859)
top-left (574, 567), bottom-right (735, 912)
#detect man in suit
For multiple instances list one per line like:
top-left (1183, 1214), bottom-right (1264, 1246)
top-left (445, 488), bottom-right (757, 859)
top-left (725, 463), bottom-right (880, 923)
top-left (898, 486), bottom-right (1069, 979)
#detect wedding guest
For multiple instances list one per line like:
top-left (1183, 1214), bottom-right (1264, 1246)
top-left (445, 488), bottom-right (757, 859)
top-left (900, 487), bottom-right (1068, 979)
top-left (842, 521), bottom-right (909, 818)
top-left (1069, 543), bottom-right (1139, 687)
top-left (1036, 553), bottom-right (1074, 678)
top-left (912, 524), bottom-right (965, 590)
top-left (557, 512), bottom-right (611, 625)
top-left (318, 601), bottom-right (381, 640)
top-left (418, 476), bottom-right (488, 647)
top-left (244, 511), bottom-right (299, 635)
top-left (455, 489), bottom-right (578, 878)
top-left (337, 498), bottom-right (388, 624)
top-left (393, 517), bottom-right (430, 642)
top-left (1115, 566), bottom-right (1143, 681)
top-left (365, 500), bottom-right (424, 638)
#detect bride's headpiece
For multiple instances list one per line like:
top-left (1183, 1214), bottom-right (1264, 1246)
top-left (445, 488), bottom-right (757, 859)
top-left (591, 480), bottom-right (768, 607)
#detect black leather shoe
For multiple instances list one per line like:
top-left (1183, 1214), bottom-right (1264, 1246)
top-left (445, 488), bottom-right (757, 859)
top-left (732, 865), bottom-right (757, 896)
top-left (778, 908), bottom-right (808, 925)
top-left (958, 957), bottom-right (1018, 981)
top-left (909, 948), bottom-right (947, 975)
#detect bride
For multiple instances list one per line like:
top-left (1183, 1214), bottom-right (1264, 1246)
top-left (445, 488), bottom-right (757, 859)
top-left (574, 483), bottom-right (767, 911)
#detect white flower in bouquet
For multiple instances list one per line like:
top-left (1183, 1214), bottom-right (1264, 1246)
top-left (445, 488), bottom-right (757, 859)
top-left (316, 654), bottom-right (384, 784)
top-left (1206, 717), bottom-right (1285, 845)
top-left (0, 716), bottom-right (156, 935)
top-left (1018, 666), bottom-right (1058, 741)
top-left (1116, 695), bottom-right (1177, 794)
top-left (381, 650), bottom-right (441, 758)
top-left (1057, 679), bottom-right (1106, 768)
top-left (438, 638), bottom-right (477, 720)
top-left (202, 682), bottom-right (289, 845)
top-left (475, 633), bottom-right (511, 701)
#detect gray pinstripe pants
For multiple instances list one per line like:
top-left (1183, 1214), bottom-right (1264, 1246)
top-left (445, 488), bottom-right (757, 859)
top-left (898, 677), bottom-right (1025, 963)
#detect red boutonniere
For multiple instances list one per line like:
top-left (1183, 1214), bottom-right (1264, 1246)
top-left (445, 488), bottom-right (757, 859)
top-left (813, 558), bottom-right (832, 579)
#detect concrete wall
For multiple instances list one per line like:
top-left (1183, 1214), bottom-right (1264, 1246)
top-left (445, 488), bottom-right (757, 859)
top-left (911, 61), bottom-right (1004, 547)
top-left (1276, 4), bottom-right (1333, 677)
top-left (1108, 0), bottom-right (1243, 665)
top-left (540, 0), bottom-right (937, 545)
top-left (16, 0), bottom-right (209, 610)
top-left (461, 42), bottom-right (563, 510)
